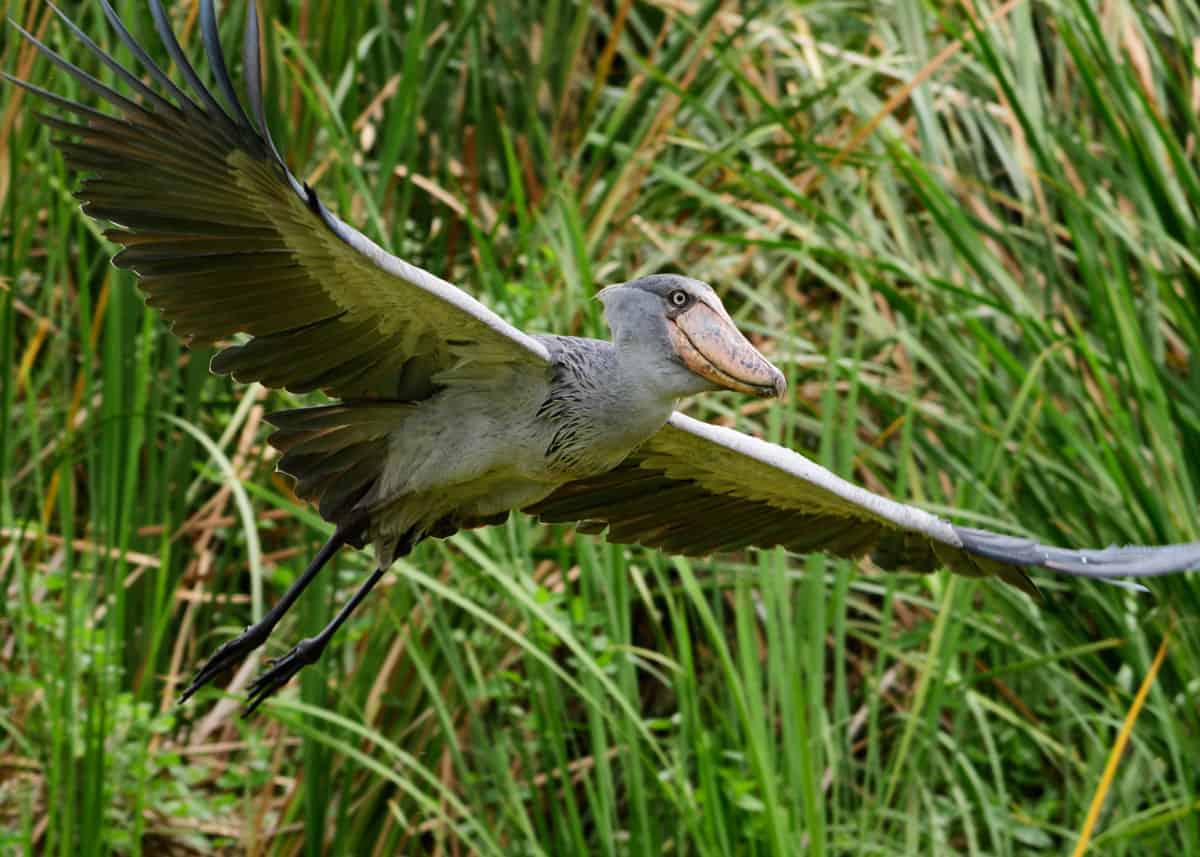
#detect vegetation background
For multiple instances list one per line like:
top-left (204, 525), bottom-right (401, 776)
top-left (3, 0), bottom-right (1200, 853)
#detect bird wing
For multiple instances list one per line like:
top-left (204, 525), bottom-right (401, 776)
top-left (7, 0), bottom-right (549, 400)
top-left (528, 411), bottom-right (1200, 593)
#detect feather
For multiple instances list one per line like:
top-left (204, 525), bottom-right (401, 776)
top-left (530, 412), bottom-right (1189, 593)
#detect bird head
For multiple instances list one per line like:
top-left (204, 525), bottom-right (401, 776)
top-left (598, 275), bottom-right (787, 399)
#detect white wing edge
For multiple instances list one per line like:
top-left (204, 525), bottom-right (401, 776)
top-left (311, 200), bottom-right (552, 366)
top-left (660, 412), bottom-right (964, 548)
top-left (665, 412), bottom-right (1200, 591)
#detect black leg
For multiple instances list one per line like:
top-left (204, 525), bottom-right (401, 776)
top-left (242, 565), bottom-right (388, 717)
top-left (179, 528), bottom-right (350, 703)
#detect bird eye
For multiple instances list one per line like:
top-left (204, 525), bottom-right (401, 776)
top-left (669, 290), bottom-right (689, 307)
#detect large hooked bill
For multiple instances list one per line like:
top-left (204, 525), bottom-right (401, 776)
top-left (667, 296), bottom-right (787, 398)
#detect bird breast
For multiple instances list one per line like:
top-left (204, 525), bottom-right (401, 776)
top-left (533, 337), bottom-right (676, 477)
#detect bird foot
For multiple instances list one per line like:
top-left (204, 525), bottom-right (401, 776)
top-left (179, 623), bottom-right (272, 704)
top-left (242, 635), bottom-right (327, 717)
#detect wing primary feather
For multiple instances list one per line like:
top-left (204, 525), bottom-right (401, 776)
top-left (0, 72), bottom-right (112, 125)
top-left (39, 115), bottom-right (230, 176)
top-left (199, 0), bottom-right (252, 128)
top-left (8, 21), bottom-right (145, 118)
top-left (147, 0), bottom-right (229, 121)
top-left (45, 2), bottom-right (178, 116)
top-left (241, 1), bottom-right (266, 134)
top-left (98, 0), bottom-right (199, 113)
top-left (241, 1), bottom-right (300, 193)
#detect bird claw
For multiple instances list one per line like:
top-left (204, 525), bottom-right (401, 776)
top-left (241, 636), bottom-right (325, 717)
top-left (179, 623), bottom-right (270, 704)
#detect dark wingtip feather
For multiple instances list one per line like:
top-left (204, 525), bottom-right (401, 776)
top-left (147, 0), bottom-right (227, 120)
top-left (199, 0), bottom-right (251, 128)
top-left (241, 0), bottom-right (301, 194)
top-left (242, 0), bottom-right (266, 133)
top-left (44, 0), bottom-right (177, 116)
top-left (8, 17), bottom-right (144, 117)
top-left (97, 0), bottom-right (198, 113)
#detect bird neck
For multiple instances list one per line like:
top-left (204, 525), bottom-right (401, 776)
top-left (613, 326), bottom-right (717, 407)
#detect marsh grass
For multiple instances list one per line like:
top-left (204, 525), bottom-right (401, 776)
top-left (3, 0), bottom-right (1200, 853)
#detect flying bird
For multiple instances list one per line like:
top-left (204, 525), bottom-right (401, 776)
top-left (9, 0), bottom-right (1200, 716)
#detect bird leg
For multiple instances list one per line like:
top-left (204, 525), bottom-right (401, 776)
top-left (242, 565), bottom-right (387, 717)
top-left (179, 528), bottom-right (352, 703)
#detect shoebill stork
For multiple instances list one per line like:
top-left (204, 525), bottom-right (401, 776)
top-left (10, 0), bottom-right (1200, 716)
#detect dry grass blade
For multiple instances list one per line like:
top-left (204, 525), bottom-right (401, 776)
top-left (1072, 630), bottom-right (1173, 856)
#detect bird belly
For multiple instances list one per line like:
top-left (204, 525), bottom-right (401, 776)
top-left (357, 375), bottom-right (672, 565)
top-left (358, 384), bottom-right (571, 562)
top-left (365, 473), bottom-right (558, 567)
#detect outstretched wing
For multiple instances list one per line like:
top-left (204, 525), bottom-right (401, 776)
top-left (7, 0), bottom-right (549, 400)
top-left (528, 412), bottom-right (1200, 593)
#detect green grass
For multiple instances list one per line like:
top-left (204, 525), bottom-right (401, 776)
top-left (3, 0), bottom-right (1200, 853)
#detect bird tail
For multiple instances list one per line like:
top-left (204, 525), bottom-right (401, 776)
top-left (266, 403), bottom-right (409, 531)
